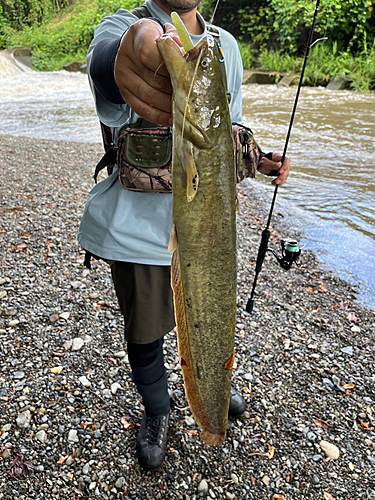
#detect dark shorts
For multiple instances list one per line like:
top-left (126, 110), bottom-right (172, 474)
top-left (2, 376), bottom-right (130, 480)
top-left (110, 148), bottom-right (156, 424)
top-left (111, 261), bottom-right (175, 344)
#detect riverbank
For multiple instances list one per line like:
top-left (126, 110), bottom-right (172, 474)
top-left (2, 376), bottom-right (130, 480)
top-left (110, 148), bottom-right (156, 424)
top-left (0, 135), bottom-right (374, 499)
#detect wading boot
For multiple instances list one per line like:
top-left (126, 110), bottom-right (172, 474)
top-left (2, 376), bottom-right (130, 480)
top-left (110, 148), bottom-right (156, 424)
top-left (229, 387), bottom-right (246, 417)
top-left (136, 412), bottom-right (169, 471)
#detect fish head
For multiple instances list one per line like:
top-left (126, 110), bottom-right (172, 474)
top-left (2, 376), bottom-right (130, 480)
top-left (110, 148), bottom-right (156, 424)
top-left (157, 34), bottom-right (229, 149)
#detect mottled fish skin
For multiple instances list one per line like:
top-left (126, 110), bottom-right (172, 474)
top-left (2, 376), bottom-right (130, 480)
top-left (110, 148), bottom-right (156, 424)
top-left (158, 35), bottom-right (236, 446)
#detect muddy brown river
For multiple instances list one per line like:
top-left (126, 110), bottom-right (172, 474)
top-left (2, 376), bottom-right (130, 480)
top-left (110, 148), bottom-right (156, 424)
top-left (1, 52), bottom-right (374, 309)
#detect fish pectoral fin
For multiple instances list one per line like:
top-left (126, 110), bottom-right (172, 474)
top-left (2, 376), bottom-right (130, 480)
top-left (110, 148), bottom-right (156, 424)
top-left (168, 224), bottom-right (178, 253)
top-left (185, 149), bottom-right (199, 202)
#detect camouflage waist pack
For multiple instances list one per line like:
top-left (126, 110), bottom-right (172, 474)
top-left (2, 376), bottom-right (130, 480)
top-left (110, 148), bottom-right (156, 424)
top-left (94, 119), bottom-right (173, 193)
top-left (94, 120), bottom-right (263, 193)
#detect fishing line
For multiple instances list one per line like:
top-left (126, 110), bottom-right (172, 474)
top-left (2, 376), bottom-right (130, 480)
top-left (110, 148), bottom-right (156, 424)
top-left (209, 0), bottom-right (221, 25)
top-left (181, 48), bottom-right (204, 140)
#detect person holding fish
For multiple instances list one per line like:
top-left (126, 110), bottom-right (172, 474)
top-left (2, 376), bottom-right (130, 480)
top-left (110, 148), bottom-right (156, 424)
top-left (79, 0), bottom-right (291, 471)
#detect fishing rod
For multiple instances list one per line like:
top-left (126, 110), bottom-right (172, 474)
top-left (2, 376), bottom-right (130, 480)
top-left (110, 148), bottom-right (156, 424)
top-left (246, 0), bottom-right (327, 314)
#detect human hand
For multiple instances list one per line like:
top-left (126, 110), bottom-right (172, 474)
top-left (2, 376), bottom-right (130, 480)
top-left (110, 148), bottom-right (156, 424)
top-left (257, 153), bottom-right (291, 186)
top-left (114, 20), bottom-right (180, 127)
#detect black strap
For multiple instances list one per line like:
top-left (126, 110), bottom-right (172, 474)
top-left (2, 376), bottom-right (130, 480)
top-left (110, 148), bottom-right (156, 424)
top-left (93, 146), bottom-right (117, 183)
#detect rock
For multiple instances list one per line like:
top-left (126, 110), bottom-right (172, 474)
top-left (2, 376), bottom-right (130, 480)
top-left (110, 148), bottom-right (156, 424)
top-left (59, 312), bottom-right (70, 320)
top-left (326, 78), bottom-right (351, 90)
top-left (35, 430), bottom-right (47, 443)
top-left (278, 74), bottom-right (298, 87)
top-left (243, 70), bottom-right (281, 85)
top-left (230, 473), bottom-right (239, 484)
top-left (79, 375), bottom-right (91, 387)
top-left (262, 475), bottom-right (270, 486)
top-left (226, 493), bottom-right (235, 500)
top-left (2, 448), bottom-right (12, 459)
top-left (110, 382), bottom-right (122, 395)
top-left (71, 338), bottom-right (84, 351)
top-left (63, 62), bottom-right (82, 72)
top-left (8, 319), bottom-right (20, 327)
top-left (115, 477), bottom-right (126, 489)
top-left (320, 440), bottom-right (340, 460)
top-left (198, 479), bottom-right (209, 494)
top-left (68, 429), bottom-right (79, 443)
top-left (82, 463), bottom-right (90, 475)
top-left (13, 371), bottom-right (25, 379)
top-left (114, 350), bottom-right (126, 358)
top-left (184, 416), bottom-right (195, 426)
top-left (351, 325), bottom-right (361, 333)
top-left (1, 424), bottom-right (12, 432)
top-left (16, 410), bottom-right (31, 429)
top-left (341, 346), bottom-right (353, 355)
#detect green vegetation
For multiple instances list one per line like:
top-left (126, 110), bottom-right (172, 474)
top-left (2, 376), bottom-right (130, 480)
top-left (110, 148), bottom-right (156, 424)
top-left (1, 0), bottom-right (374, 90)
top-left (0, 0), bottom-right (143, 70)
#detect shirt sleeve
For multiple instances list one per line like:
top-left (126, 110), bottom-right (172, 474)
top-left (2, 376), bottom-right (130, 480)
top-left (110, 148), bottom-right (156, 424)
top-left (87, 9), bottom-right (137, 128)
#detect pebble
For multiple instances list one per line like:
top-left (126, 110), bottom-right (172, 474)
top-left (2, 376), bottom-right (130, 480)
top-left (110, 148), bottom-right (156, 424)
top-left (1, 135), bottom-right (374, 500)
top-left (341, 346), bottom-right (354, 355)
top-left (230, 473), bottom-right (239, 484)
top-left (2, 448), bottom-right (12, 459)
top-left (320, 440), bottom-right (340, 460)
top-left (79, 375), bottom-right (91, 387)
top-left (262, 476), bottom-right (270, 486)
top-left (82, 463), bottom-right (90, 475)
top-left (59, 312), bottom-right (70, 320)
top-left (68, 429), bottom-right (79, 443)
top-left (115, 476), bottom-right (126, 489)
top-left (72, 337), bottom-right (85, 351)
top-left (110, 382), bottom-right (122, 394)
top-left (35, 430), bottom-right (47, 443)
top-left (185, 416), bottom-right (195, 426)
top-left (114, 350), bottom-right (126, 358)
top-left (198, 479), bottom-right (209, 494)
top-left (16, 410), bottom-right (31, 429)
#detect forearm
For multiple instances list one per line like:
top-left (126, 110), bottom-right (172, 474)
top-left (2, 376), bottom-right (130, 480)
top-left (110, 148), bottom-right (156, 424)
top-left (90, 37), bottom-right (125, 104)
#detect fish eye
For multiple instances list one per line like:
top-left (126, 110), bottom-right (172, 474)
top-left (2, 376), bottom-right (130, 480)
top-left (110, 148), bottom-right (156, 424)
top-left (201, 59), bottom-right (209, 68)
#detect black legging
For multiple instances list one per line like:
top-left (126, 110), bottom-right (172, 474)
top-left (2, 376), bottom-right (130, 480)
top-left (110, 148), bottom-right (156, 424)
top-left (127, 338), bottom-right (170, 416)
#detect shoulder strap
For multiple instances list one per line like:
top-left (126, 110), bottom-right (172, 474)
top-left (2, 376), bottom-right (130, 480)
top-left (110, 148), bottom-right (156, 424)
top-left (206, 24), bottom-right (229, 101)
top-left (132, 5), bottom-right (152, 19)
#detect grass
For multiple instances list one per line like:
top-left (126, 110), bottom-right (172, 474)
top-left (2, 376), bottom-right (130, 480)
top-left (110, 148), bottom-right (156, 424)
top-left (257, 42), bottom-right (375, 92)
top-left (2, 0), bottom-right (375, 92)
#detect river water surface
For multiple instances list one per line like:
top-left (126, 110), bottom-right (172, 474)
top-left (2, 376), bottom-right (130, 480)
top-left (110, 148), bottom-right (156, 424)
top-left (1, 52), bottom-right (374, 310)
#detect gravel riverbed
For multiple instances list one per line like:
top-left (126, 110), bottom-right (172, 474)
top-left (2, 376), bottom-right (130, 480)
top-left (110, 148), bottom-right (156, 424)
top-left (0, 135), bottom-right (374, 500)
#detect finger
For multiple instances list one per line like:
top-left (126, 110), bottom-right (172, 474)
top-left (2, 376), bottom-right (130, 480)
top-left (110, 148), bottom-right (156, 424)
top-left (134, 20), bottom-right (168, 75)
top-left (273, 161), bottom-right (290, 186)
top-left (123, 88), bottom-right (172, 127)
top-left (116, 63), bottom-right (172, 111)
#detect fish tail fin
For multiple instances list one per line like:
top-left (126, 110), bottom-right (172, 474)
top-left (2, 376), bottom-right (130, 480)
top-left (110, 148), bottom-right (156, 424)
top-left (201, 430), bottom-right (226, 447)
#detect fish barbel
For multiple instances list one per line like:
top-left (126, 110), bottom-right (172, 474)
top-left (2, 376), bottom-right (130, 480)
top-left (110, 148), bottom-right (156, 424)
top-left (157, 32), bottom-right (237, 446)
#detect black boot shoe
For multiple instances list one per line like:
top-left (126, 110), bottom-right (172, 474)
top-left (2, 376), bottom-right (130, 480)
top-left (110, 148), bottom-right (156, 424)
top-left (136, 412), bottom-right (169, 471)
top-left (229, 387), bottom-right (246, 417)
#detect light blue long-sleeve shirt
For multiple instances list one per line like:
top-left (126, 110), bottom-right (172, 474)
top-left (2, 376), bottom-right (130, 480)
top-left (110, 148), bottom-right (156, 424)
top-left (78, 0), bottom-right (243, 265)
